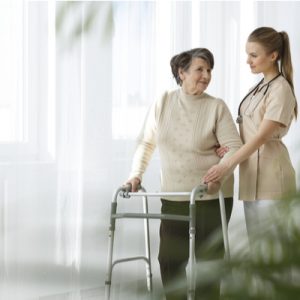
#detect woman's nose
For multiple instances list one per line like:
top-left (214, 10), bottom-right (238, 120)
top-left (202, 70), bottom-right (210, 79)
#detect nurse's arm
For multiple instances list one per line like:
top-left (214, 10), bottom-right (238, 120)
top-left (203, 119), bottom-right (282, 183)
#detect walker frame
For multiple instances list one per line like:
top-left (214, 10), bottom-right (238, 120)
top-left (104, 184), bottom-right (230, 300)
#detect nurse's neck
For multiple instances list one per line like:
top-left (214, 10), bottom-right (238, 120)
top-left (262, 68), bottom-right (280, 84)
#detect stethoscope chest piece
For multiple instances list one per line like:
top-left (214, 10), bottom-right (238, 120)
top-left (236, 115), bottom-right (243, 124)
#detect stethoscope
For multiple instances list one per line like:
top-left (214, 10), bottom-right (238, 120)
top-left (236, 73), bottom-right (282, 124)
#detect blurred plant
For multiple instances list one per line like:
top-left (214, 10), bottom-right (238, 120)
top-left (56, 1), bottom-right (113, 49)
top-left (153, 193), bottom-right (300, 300)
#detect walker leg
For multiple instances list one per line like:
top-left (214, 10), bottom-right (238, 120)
top-left (187, 202), bottom-right (196, 300)
top-left (219, 191), bottom-right (230, 260)
top-left (187, 186), bottom-right (202, 300)
top-left (104, 226), bottom-right (115, 300)
top-left (105, 189), bottom-right (120, 300)
top-left (187, 185), bottom-right (207, 300)
top-left (142, 195), bottom-right (153, 293)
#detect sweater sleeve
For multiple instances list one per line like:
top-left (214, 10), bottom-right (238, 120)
top-left (214, 99), bottom-right (243, 184)
top-left (129, 92), bottom-right (168, 180)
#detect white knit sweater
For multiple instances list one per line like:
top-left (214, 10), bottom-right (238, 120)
top-left (129, 88), bottom-right (242, 201)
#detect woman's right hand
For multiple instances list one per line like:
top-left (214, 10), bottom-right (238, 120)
top-left (203, 162), bottom-right (231, 183)
top-left (124, 177), bottom-right (141, 192)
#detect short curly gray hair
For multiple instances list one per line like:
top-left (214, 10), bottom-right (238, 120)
top-left (170, 48), bottom-right (214, 85)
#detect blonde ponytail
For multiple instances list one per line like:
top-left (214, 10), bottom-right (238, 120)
top-left (248, 27), bottom-right (297, 119)
top-left (279, 31), bottom-right (297, 118)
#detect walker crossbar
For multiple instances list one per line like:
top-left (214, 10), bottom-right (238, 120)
top-left (112, 213), bottom-right (190, 221)
top-left (112, 256), bottom-right (151, 268)
top-left (104, 184), bottom-right (229, 300)
top-left (119, 190), bottom-right (207, 199)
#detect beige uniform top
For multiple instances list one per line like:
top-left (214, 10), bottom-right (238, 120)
top-left (239, 75), bottom-right (296, 201)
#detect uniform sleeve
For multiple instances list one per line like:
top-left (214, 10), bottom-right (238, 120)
top-left (264, 83), bottom-right (295, 127)
top-left (214, 100), bottom-right (243, 184)
top-left (129, 91), bottom-right (168, 180)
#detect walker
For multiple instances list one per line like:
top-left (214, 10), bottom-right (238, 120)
top-left (104, 184), bottom-right (230, 300)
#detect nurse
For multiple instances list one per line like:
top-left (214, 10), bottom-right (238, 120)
top-left (203, 27), bottom-right (297, 240)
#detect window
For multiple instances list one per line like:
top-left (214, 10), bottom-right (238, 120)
top-left (111, 1), bottom-right (175, 140)
top-left (0, 1), bottom-right (56, 161)
top-left (0, 1), bottom-right (25, 142)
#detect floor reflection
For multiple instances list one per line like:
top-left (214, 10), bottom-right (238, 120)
top-left (38, 287), bottom-right (103, 300)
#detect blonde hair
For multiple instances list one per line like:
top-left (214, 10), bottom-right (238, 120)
top-left (248, 27), bottom-right (297, 119)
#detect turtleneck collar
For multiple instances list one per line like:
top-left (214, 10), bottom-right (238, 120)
top-left (179, 88), bottom-right (206, 101)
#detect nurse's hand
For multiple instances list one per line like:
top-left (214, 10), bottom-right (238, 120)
top-left (206, 181), bottom-right (221, 195)
top-left (124, 177), bottom-right (141, 192)
top-left (203, 163), bottom-right (230, 183)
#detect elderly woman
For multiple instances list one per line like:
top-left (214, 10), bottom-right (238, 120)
top-left (126, 48), bottom-right (242, 300)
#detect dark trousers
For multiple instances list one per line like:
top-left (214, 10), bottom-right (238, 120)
top-left (158, 198), bottom-right (233, 300)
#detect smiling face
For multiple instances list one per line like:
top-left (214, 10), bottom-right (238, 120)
top-left (246, 41), bottom-right (279, 76)
top-left (179, 57), bottom-right (211, 95)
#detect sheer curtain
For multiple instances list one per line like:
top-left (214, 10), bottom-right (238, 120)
top-left (0, 1), bottom-right (300, 299)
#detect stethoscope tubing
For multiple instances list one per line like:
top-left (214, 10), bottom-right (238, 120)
top-left (236, 73), bottom-right (282, 124)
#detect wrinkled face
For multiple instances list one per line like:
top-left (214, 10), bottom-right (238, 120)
top-left (179, 57), bottom-right (211, 95)
top-left (246, 41), bottom-right (278, 74)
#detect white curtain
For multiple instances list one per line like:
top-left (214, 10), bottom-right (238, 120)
top-left (0, 1), bottom-right (300, 299)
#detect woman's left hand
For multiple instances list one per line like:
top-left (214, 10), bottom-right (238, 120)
top-left (203, 163), bottom-right (230, 183)
top-left (215, 144), bottom-right (229, 158)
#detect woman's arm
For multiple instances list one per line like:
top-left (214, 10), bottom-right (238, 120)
top-left (211, 100), bottom-right (242, 184)
top-left (125, 92), bottom-right (168, 191)
top-left (203, 119), bottom-right (282, 183)
top-left (126, 125), bottom-right (157, 191)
